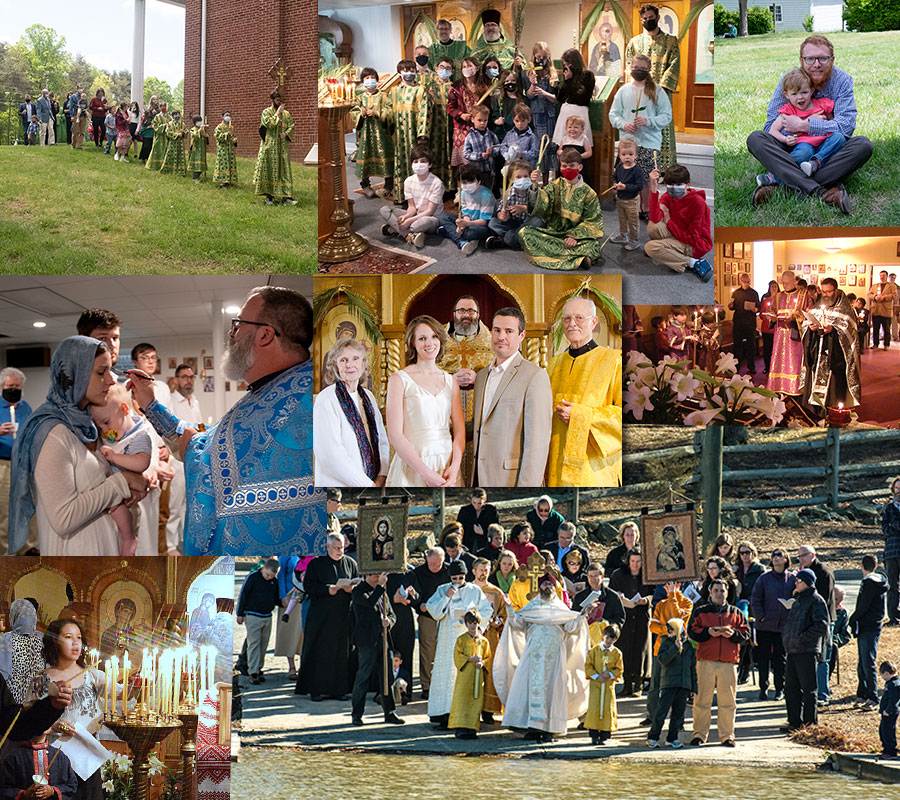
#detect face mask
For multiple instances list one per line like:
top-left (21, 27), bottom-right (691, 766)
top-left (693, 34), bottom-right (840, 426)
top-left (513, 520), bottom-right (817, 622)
top-left (631, 68), bottom-right (650, 81)
top-left (503, 84), bottom-right (517, 93)
top-left (643, 17), bottom-right (659, 31)
top-left (415, 55), bottom-right (429, 67)
top-left (513, 177), bottom-right (532, 190)
top-left (667, 184), bottom-right (687, 198)
top-left (486, 67), bottom-right (500, 79)
top-left (401, 72), bottom-right (415, 83)
top-left (2, 388), bottom-right (22, 404)
top-left (461, 182), bottom-right (478, 194)
top-left (364, 78), bottom-right (378, 89)
top-left (172, 113), bottom-right (181, 121)
top-left (195, 121), bottom-right (202, 127)
top-left (535, 57), bottom-right (547, 66)
top-left (412, 162), bottom-right (430, 175)
top-left (224, 116), bottom-right (231, 122)
top-left (560, 167), bottom-right (580, 181)
top-left (437, 68), bottom-right (452, 80)
top-left (462, 66), bottom-right (477, 79)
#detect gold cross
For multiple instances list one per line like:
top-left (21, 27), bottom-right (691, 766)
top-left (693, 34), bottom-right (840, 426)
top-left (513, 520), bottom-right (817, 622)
top-left (527, 552), bottom-right (545, 595)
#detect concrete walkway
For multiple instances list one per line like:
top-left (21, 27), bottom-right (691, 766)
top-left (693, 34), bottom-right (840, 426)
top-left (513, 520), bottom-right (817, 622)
top-left (233, 571), bottom-right (848, 768)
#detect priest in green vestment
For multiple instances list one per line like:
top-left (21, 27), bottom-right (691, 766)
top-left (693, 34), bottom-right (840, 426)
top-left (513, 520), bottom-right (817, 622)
top-left (430, 19), bottom-right (471, 82)
top-left (253, 90), bottom-right (296, 205)
top-left (470, 9), bottom-right (521, 70)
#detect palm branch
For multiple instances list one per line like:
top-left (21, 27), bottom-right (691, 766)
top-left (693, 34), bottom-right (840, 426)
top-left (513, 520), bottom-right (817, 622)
top-left (313, 285), bottom-right (383, 344)
top-left (512, 0), bottom-right (528, 50)
top-left (678, 1), bottom-right (710, 42)
top-left (580, 0), bottom-right (632, 45)
top-left (550, 279), bottom-right (623, 352)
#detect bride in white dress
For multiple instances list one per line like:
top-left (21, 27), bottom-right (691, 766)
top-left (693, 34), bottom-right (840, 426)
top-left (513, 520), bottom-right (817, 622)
top-left (385, 315), bottom-right (465, 487)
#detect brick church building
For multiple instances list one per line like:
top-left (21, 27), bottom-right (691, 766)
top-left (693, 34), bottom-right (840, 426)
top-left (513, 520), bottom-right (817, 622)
top-left (182, 0), bottom-right (315, 161)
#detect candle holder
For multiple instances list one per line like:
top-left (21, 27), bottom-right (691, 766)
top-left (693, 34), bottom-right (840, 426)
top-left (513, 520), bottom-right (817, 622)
top-left (105, 717), bottom-right (182, 800)
top-left (826, 405), bottom-right (851, 427)
top-left (176, 709), bottom-right (200, 800)
top-left (318, 102), bottom-right (370, 264)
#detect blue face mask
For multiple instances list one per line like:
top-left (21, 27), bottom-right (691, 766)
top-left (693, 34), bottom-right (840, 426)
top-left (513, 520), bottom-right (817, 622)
top-left (364, 78), bottom-right (378, 89)
top-left (437, 68), bottom-right (452, 80)
top-left (486, 67), bottom-right (500, 79)
top-left (666, 184), bottom-right (687, 198)
top-left (513, 177), bottom-right (532, 190)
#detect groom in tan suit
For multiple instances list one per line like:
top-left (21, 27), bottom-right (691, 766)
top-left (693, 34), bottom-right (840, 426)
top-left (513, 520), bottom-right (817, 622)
top-left (470, 307), bottom-right (552, 487)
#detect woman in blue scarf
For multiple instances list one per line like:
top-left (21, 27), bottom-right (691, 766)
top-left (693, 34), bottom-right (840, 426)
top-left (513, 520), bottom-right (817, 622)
top-left (8, 336), bottom-right (147, 555)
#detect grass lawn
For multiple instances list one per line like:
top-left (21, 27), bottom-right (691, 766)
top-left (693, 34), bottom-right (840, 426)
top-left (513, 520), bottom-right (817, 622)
top-left (715, 30), bottom-right (900, 227)
top-left (0, 145), bottom-right (317, 273)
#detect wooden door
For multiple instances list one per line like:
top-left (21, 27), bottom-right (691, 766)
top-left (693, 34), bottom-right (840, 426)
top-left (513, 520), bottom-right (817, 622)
top-left (684, 1), bottom-right (713, 130)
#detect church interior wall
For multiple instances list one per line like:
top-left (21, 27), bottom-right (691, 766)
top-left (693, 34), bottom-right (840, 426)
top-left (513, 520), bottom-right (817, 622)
top-left (320, 6), bottom-right (405, 77)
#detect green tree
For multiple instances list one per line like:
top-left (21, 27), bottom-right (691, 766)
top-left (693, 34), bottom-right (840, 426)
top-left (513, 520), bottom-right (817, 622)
top-left (89, 71), bottom-right (113, 101)
top-left (844, 0), bottom-right (900, 30)
top-left (109, 69), bottom-right (132, 104)
top-left (144, 76), bottom-right (173, 107)
top-left (67, 53), bottom-right (97, 91)
top-left (10, 24), bottom-right (71, 94)
top-left (0, 41), bottom-right (29, 93)
top-left (172, 78), bottom-right (184, 112)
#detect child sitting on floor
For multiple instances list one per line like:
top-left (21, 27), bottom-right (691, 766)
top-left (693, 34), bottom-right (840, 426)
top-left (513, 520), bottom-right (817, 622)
top-left (353, 67), bottom-right (394, 199)
top-left (380, 144), bottom-right (444, 249)
top-left (644, 164), bottom-right (712, 282)
top-left (437, 165), bottom-right (494, 256)
top-left (462, 104), bottom-right (501, 195)
top-left (500, 103), bottom-right (539, 168)
top-left (519, 148), bottom-right (602, 271)
top-left (485, 160), bottom-right (541, 250)
top-left (610, 138), bottom-right (645, 251)
top-left (585, 623), bottom-right (623, 745)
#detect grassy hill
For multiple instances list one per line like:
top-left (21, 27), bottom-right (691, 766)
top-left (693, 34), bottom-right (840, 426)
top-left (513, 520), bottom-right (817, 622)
top-left (715, 31), bottom-right (900, 226)
top-left (0, 145), bottom-right (317, 273)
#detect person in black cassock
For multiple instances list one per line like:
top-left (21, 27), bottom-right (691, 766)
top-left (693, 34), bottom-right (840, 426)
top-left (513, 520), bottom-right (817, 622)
top-left (456, 489), bottom-right (500, 553)
top-left (349, 572), bottom-right (405, 726)
top-left (296, 533), bottom-right (360, 700)
top-left (385, 566), bottom-right (420, 683)
top-left (1, 731), bottom-right (78, 800)
top-left (572, 562), bottom-right (626, 629)
top-left (609, 550), bottom-right (653, 696)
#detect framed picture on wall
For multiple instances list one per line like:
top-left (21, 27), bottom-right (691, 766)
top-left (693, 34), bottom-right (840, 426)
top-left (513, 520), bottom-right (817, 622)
top-left (803, 265), bottom-right (811, 273)
top-left (734, 243), bottom-right (744, 258)
top-left (859, 278), bottom-right (866, 288)
top-left (809, 276), bottom-right (818, 285)
top-left (840, 265), bottom-right (847, 274)
top-left (849, 275), bottom-right (857, 286)
top-left (819, 264), bottom-right (827, 272)
top-left (839, 276), bottom-right (846, 286)
top-left (849, 263), bottom-right (857, 272)
top-left (724, 243), bottom-right (733, 257)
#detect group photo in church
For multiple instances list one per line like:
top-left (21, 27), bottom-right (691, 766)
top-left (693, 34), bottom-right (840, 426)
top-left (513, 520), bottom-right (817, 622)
top-left (311, 274), bottom-right (623, 490)
top-left (317, 1), bottom-right (714, 301)
top-left (0, 555), bottom-right (233, 800)
top-left (0, 275), bottom-right (322, 558)
top-left (621, 231), bottom-right (900, 427)
top-left (0, 0), bottom-right (318, 272)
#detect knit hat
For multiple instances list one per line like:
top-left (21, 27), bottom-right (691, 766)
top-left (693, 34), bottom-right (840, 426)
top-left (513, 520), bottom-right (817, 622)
top-left (449, 560), bottom-right (467, 577)
top-left (795, 568), bottom-right (817, 588)
top-left (666, 617), bottom-right (684, 638)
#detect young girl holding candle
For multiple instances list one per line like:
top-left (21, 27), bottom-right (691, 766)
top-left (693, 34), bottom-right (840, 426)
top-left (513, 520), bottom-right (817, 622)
top-left (39, 619), bottom-right (114, 800)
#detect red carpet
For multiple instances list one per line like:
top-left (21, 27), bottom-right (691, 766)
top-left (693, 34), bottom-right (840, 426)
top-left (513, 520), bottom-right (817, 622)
top-left (318, 242), bottom-right (434, 274)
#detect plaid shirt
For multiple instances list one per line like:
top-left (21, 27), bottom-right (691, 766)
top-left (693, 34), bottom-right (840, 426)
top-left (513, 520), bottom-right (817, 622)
top-left (501, 184), bottom-right (537, 217)
top-left (764, 66), bottom-right (857, 138)
top-left (463, 127), bottom-right (500, 170)
top-left (884, 501), bottom-right (900, 560)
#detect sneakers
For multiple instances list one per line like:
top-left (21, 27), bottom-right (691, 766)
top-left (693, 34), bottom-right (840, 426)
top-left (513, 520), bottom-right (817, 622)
top-left (821, 184), bottom-right (852, 214)
top-left (406, 232), bottom-right (425, 249)
top-left (460, 240), bottom-right (478, 256)
top-left (752, 184), bottom-right (777, 207)
top-left (638, 718), bottom-right (652, 727)
top-left (624, 240), bottom-right (641, 251)
top-left (610, 234), bottom-right (628, 244)
top-left (484, 235), bottom-right (503, 249)
top-left (646, 739), bottom-right (660, 748)
top-left (381, 224), bottom-right (397, 238)
top-left (351, 716), bottom-right (363, 726)
top-left (800, 159), bottom-right (819, 177)
top-left (756, 172), bottom-right (777, 187)
top-left (773, 691), bottom-right (784, 701)
top-left (362, 186), bottom-right (376, 198)
top-left (669, 739), bottom-right (684, 749)
top-left (692, 259), bottom-right (713, 282)
top-left (758, 689), bottom-right (768, 701)
top-left (114, 153), bottom-right (119, 161)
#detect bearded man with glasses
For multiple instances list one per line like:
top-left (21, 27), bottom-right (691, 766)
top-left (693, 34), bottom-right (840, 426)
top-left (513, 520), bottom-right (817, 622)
top-left (747, 34), bottom-right (873, 214)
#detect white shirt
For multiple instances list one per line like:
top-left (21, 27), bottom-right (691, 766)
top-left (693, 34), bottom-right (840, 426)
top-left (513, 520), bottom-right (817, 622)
top-left (171, 390), bottom-right (203, 425)
top-left (152, 379), bottom-right (171, 408)
top-left (481, 351), bottom-right (520, 424)
top-left (403, 172), bottom-right (444, 213)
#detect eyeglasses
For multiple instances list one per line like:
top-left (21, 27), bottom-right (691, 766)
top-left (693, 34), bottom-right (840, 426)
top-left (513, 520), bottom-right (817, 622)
top-left (801, 55), bottom-right (832, 64)
top-left (562, 315), bottom-right (593, 324)
top-left (177, 373), bottom-right (196, 380)
top-left (454, 308), bottom-right (478, 316)
top-left (772, 552), bottom-right (785, 558)
top-left (739, 550), bottom-right (752, 555)
top-left (231, 318), bottom-right (281, 337)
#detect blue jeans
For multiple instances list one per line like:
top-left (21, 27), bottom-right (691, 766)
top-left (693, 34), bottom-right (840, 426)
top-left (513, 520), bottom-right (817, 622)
top-left (105, 132), bottom-right (116, 153)
top-left (790, 132), bottom-right (846, 169)
top-left (487, 214), bottom-right (544, 249)
top-left (856, 629), bottom-right (880, 702)
top-left (816, 622), bottom-right (834, 701)
top-left (438, 213), bottom-right (491, 247)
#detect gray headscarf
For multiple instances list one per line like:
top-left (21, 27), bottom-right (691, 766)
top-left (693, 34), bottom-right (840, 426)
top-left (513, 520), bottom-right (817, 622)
top-left (0, 599), bottom-right (43, 685)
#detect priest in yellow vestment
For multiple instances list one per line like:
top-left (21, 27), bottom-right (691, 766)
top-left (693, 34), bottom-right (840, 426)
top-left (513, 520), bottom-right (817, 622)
top-left (547, 297), bottom-right (622, 487)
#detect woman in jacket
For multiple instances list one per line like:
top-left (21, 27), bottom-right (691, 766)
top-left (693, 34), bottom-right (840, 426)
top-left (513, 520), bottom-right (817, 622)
top-left (750, 548), bottom-right (796, 701)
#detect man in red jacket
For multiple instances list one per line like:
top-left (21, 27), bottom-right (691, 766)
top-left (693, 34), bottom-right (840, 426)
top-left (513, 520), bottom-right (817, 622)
top-left (643, 164), bottom-right (712, 282)
top-left (688, 579), bottom-right (749, 746)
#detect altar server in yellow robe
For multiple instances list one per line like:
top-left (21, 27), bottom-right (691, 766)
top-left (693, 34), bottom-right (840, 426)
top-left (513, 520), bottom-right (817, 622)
top-left (448, 610), bottom-right (491, 738)
top-left (547, 297), bottom-right (622, 487)
top-left (584, 622), bottom-right (623, 744)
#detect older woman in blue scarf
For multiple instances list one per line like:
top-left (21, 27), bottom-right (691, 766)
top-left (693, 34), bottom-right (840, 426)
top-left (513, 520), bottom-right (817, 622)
top-left (8, 336), bottom-right (148, 556)
top-left (0, 598), bottom-right (46, 704)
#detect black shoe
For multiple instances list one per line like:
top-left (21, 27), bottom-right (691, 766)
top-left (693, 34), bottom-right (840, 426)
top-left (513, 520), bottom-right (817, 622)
top-left (523, 730), bottom-right (542, 740)
top-left (481, 712), bottom-right (494, 724)
top-left (540, 732), bottom-right (553, 743)
top-left (384, 713), bottom-right (405, 725)
top-left (257, 674), bottom-right (266, 683)
top-left (773, 691), bottom-right (784, 701)
top-left (421, 689), bottom-right (429, 701)
top-left (639, 718), bottom-right (652, 726)
top-left (310, 694), bottom-right (326, 702)
top-left (352, 717), bottom-right (363, 726)
top-left (779, 725), bottom-right (799, 734)
top-left (484, 235), bottom-right (502, 249)
top-left (382, 224), bottom-right (396, 237)
top-left (332, 694), bottom-right (349, 702)
top-left (758, 689), bottom-right (768, 701)
top-left (723, 738), bottom-right (736, 748)
top-left (690, 737), bottom-right (703, 746)
top-left (590, 732), bottom-right (600, 745)
top-left (281, 614), bottom-right (290, 623)
top-left (639, 211), bottom-right (649, 222)
top-left (249, 675), bottom-right (261, 685)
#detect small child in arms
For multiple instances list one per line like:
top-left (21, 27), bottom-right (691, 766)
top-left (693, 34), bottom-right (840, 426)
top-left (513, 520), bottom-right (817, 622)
top-left (90, 384), bottom-right (153, 556)
top-left (757, 67), bottom-right (845, 185)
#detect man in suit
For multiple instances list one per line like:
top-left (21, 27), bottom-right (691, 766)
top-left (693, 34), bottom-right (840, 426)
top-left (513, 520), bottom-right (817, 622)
top-left (546, 521), bottom-right (590, 580)
top-left (470, 306), bottom-right (552, 486)
top-left (18, 95), bottom-right (36, 145)
top-left (36, 89), bottom-right (52, 145)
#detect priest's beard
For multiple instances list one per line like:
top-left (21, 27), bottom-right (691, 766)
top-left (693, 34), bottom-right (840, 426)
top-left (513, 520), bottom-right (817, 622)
top-left (484, 30), bottom-right (501, 42)
top-left (221, 333), bottom-right (256, 380)
top-left (539, 587), bottom-right (553, 600)
top-left (455, 319), bottom-right (479, 336)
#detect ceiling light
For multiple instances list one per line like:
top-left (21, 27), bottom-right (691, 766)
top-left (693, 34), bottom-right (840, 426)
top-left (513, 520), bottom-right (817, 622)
top-left (823, 240), bottom-right (841, 254)
top-left (224, 305), bottom-right (241, 314)
top-left (32, 321), bottom-right (47, 328)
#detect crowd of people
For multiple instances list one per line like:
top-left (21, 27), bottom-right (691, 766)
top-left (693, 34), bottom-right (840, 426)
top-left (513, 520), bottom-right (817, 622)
top-left (1, 286), bottom-right (319, 557)
top-left (18, 83), bottom-right (296, 204)
top-left (313, 295), bottom-right (622, 489)
top-left (344, 5), bottom-right (709, 275)
top-left (243, 480), bottom-right (900, 756)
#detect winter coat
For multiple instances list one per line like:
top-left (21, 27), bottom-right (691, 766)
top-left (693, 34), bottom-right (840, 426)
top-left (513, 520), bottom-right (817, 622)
top-left (688, 602), bottom-right (749, 663)
top-left (657, 636), bottom-right (698, 692)
top-left (848, 572), bottom-right (888, 634)
top-left (883, 501), bottom-right (900, 561)
top-left (737, 561), bottom-right (764, 602)
top-left (750, 568), bottom-right (796, 633)
top-left (782, 586), bottom-right (829, 659)
top-left (809, 558), bottom-right (835, 621)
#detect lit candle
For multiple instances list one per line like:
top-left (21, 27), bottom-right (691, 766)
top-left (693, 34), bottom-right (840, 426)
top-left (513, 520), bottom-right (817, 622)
top-left (121, 652), bottom-right (129, 718)
top-left (103, 660), bottom-right (109, 717)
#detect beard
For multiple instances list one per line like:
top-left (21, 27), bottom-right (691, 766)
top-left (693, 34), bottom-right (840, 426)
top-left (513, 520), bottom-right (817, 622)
top-left (539, 587), bottom-right (553, 600)
top-left (806, 62), bottom-right (833, 90)
top-left (221, 333), bottom-right (256, 380)
top-left (454, 318), bottom-right (479, 336)
top-left (180, 385), bottom-right (194, 396)
top-left (484, 30), bottom-right (501, 42)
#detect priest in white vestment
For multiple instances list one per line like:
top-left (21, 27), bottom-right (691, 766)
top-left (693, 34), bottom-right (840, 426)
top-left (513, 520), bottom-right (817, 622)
top-left (426, 560), bottom-right (494, 725)
top-left (493, 573), bottom-right (589, 740)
